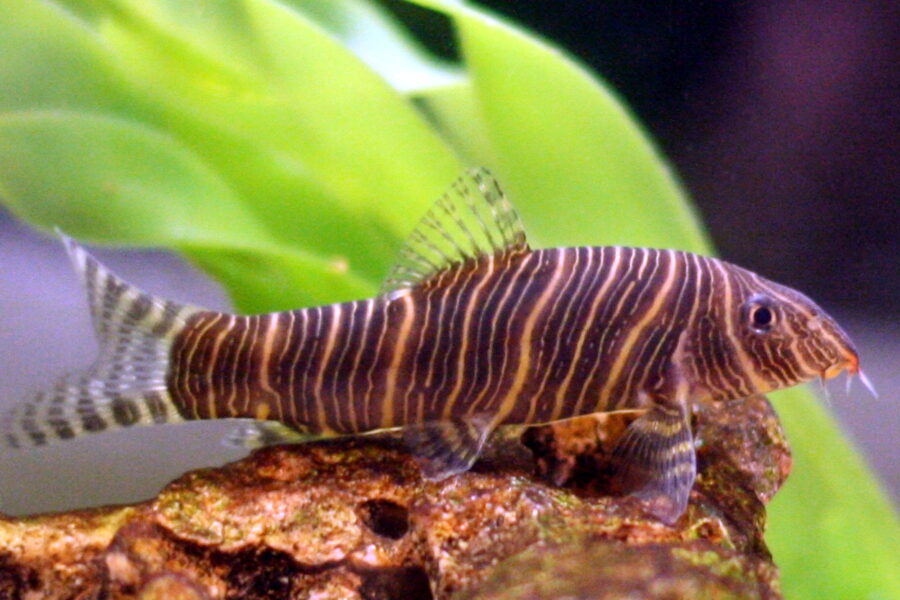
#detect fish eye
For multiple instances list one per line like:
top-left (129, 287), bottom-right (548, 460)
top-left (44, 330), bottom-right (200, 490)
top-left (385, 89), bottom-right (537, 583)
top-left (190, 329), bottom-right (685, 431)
top-left (743, 295), bottom-right (777, 334)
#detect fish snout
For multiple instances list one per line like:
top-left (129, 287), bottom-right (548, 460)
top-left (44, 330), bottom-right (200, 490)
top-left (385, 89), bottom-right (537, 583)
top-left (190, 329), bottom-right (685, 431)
top-left (822, 345), bottom-right (859, 380)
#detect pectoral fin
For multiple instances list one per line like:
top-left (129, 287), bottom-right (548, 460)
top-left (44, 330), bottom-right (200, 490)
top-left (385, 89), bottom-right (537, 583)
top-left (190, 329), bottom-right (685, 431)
top-left (609, 404), bottom-right (696, 524)
top-left (403, 414), bottom-right (495, 480)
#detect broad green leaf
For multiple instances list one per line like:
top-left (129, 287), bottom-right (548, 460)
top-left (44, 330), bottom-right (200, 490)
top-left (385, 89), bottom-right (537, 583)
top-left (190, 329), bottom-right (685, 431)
top-left (47, 0), bottom-right (105, 22)
top-left (0, 0), bottom-right (144, 118)
top-left (0, 111), bottom-right (380, 309)
top-left (410, 80), bottom-right (498, 167)
top-left (80, 0), bottom-right (464, 284)
top-left (408, 0), bottom-right (707, 252)
top-left (768, 389), bottom-right (900, 599)
top-left (0, 111), bottom-right (269, 246)
top-left (187, 244), bottom-right (375, 311)
top-left (5, 0), bottom-right (467, 291)
top-left (286, 0), bottom-right (463, 93)
top-left (97, 0), bottom-right (463, 234)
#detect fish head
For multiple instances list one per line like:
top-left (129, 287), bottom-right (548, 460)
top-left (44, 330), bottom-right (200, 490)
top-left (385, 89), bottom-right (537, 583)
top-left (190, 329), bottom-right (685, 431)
top-left (723, 265), bottom-right (868, 396)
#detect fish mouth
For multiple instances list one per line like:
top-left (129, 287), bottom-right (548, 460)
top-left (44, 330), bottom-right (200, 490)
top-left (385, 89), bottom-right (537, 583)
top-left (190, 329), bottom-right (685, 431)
top-left (822, 349), bottom-right (859, 380)
top-left (819, 348), bottom-right (878, 398)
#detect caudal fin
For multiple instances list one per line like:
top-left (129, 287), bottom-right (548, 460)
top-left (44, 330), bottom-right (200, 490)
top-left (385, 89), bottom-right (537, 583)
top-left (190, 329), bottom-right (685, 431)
top-left (1, 234), bottom-right (201, 449)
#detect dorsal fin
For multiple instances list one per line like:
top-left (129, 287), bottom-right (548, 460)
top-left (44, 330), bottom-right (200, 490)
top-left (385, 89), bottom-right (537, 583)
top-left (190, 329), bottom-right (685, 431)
top-left (381, 168), bottom-right (530, 294)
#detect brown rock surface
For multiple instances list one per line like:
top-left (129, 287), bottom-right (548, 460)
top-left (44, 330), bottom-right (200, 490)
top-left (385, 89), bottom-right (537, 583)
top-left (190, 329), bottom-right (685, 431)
top-left (0, 395), bottom-right (790, 599)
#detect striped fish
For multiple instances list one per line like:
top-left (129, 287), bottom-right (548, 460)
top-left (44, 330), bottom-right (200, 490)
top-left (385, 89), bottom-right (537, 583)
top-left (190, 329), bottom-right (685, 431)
top-left (2, 169), bottom-right (870, 522)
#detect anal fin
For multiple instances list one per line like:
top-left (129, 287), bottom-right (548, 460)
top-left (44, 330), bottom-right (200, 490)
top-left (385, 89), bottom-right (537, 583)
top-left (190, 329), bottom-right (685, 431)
top-left (609, 404), bottom-right (696, 524)
top-left (403, 414), bottom-right (495, 480)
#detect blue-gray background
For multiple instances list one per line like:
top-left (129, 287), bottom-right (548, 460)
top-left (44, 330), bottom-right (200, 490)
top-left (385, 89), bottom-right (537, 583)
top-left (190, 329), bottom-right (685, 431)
top-left (1, 1), bottom-right (897, 515)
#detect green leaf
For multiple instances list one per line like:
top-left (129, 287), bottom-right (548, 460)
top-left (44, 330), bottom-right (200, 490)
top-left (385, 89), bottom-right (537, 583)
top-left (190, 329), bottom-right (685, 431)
top-left (186, 244), bottom-right (375, 312)
top-left (410, 80), bottom-right (498, 167)
top-left (87, 0), bottom-right (465, 283)
top-left (0, 110), bottom-right (382, 309)
top-left (0, 111), bottom-right (269, 246)
top-left (0, 0), bottom-right (143, 118)
top-left (1, 0), bottom-right (470, 297)
top-left (768, 389), bottom-right (900, 599)
top-left (97, 0), bottom-right (463, 233)
top-left (284, 0), bottom-right (463, 93)
top-left (408, 0), bottom-right (708, 252)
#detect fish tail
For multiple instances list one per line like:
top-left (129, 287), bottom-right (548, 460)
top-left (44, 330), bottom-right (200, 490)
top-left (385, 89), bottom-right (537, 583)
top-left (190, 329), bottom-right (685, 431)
top-left (1, 233), bottom-right (200, 449)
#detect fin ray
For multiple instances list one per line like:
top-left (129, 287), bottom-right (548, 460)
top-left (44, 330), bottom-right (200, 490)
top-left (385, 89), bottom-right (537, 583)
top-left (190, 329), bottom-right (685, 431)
top-left (403, 414), bottom-right (495, 480)
top-left (2, 235), bottom-right (201, 449)
top-left (609, 404), bottom-right (696, 524)
top-left (382, 168), bottom-right (529, 294)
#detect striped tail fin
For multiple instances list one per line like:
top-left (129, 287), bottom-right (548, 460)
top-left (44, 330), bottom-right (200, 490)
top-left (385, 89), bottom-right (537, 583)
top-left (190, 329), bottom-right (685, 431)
top-left (1, 234), bottom-right (200, 449)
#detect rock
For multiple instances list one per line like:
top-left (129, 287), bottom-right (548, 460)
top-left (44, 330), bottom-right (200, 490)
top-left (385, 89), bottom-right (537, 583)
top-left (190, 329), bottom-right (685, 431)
top-left (457, 540), bottom-right (781, 600)
top-left (0, 396), bottom-right (789, 599)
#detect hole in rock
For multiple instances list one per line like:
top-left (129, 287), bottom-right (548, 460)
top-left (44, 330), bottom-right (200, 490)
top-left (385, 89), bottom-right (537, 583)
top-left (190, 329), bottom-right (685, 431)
top-left (359, 566), bottom-right (433, 600)
top-left (359, 499), bottom-right (410, 540)
top-left (224, 548), bottom-right (301, 599)
top-left (0, 553), bottom-right (39, 599)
